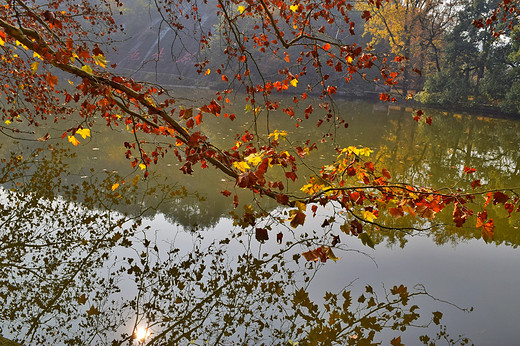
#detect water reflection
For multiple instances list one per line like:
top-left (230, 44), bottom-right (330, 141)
top-left (0, 147), bottom-right (470, 344)
top-left (2, 99), bottom-right (520, 343)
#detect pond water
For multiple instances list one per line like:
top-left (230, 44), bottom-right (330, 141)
top-left (1, 97), bottom-right (519, 345)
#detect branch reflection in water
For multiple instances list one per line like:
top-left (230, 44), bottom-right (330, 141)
top-left (0, 146), bottom-right (469, 345)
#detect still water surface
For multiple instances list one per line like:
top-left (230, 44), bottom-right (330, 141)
top-left (1, 98), bottom-right (519, 345)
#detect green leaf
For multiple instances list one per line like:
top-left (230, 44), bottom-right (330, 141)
top-left (359, 233), bottom-right (375, 249)
top-left (81, 64), bottom-right (93, 74)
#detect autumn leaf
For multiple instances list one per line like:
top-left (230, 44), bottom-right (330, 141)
top-left (237, 5), bottom-right (245, 14)
top-left (0, 30), bottom-right (5, 46)
top-left (290, 78), bottom-right (298, 87)
top-left (77, 294), bottom-right (87, 305)
top-left (93, 54), bottom-right (107, 68)
top-left (67, 135), bottom-right (80, 146)
top-left (76, 128), bottom-right (90, 139)
top-left (322, 43), bottom-right (331, 51)
top-left (221, 190), bottom-right (232, 197)
top-left (288, 209), bottom-right (306, 228)
top-left (389, 207), bottom-right (404, 218)
top-left (476, 211), bottom-right (494, 242)
top-left (302, 246), bottom-right (340, 262)
top-left (31, 61), bottom-right (39, 74)
top-left (290, 4), bottom-right (298, 12)
top-left (390, 336), bottom-right (404, 346)
top-left (463, 166), bottom-right (476, 174)
top-left (255, 228), bottom-right (269, 242)
top-left (86, 305), bottom-right (99, 316)
top-left (493, 191), bottom-right (509, 205)
top-left (233, 161), bottom-right (250, 172)
top-left (268, 130), bottom-right (288, 141)
top-left (111, 183), bottom-right (119, 191)
top-left (471, 179), bottom-right (482, 189)
top-left (245, 152), bottom-right (263, 166)
top-left (81, 64), bottom-right (93, 74)
top-left (361, 210), bottom-right (377, 222)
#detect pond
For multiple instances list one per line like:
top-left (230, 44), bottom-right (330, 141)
top-left (1, 96), bottom-right (519, 345)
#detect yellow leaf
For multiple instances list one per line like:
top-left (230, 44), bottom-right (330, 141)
top-left (31, 61), bottom-right (39, 74)
top-left (204, 68), bottom-right (210, 75)
top-left (245, 152), bottom-right (263, 166)
top-left (4, 120), bottom-right (10, 125)
top-left (237, 5), bottom-right (245, 13)
top-left (268, 129), bottom-right (288, 141)
top-left (233, 161), bottom-right (250, 172)
top-left (244, 104), bottom-right (252, 112)
top-left (33, 51), bottom-right (43, 61)
top-left (93, 54), bottom-right (107, 68)
top-left (290, 4), bottom-right (298, 12)
top-left (15, 40), bottom-right (28, 50)
top-left (139, 163), bottom-right (146, 170)
top-left (290, 78), bottom-right (298, 87)
top-left (346, 56), bottom-right (353, 64)
top-left (68, 135), bottom-right (80, 146)
top-left (111, 183), bottom-right (119, 191)
top-left (81, 64), bottom-right (93, 74)
top-left (76, 128), bottom-right (90, 139)
top-left (67, 79), bottom-right (74, 85)
top-left (361, 210), bottom-right (377, 222)
top-left (295, 201), bottom-right (306, 212)
top-left (70, 52), bottom-right (78, 63)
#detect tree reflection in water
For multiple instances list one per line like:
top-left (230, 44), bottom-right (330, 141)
top-left (0, 147), bottom-right (470, 345)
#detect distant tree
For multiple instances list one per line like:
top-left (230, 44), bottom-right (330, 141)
top-left (355, 0), bottom-right (457, 92)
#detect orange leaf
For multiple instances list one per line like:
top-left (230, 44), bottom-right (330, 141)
top-left (323, 43), bottom-right (331, 51)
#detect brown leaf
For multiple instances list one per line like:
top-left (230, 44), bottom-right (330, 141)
top-left (255, 228), bottom-right (268, 243)
top-left (87, 305), bottom-right (99, 316)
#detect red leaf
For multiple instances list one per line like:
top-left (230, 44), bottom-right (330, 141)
top-left (493, 191), bottom-right (509, 205)
top-left (476, 211), bottom-right (494, 242)
top-left (221, 190), bottom-right (232, 197)
top-left (463, 166), bottom-right (476, 174)
top-left (382, 168), bottom-right (391, 180)
top-left (276, 193), bottom-right (290, 205)
top-left (195, 113), bottom-right (202, 125)
top-left (471, 180), bottom-right (481, 189)
top-left (285, 171), bottom-right (297, 182)
top-left (484, 191), bottom-right (492, 207)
